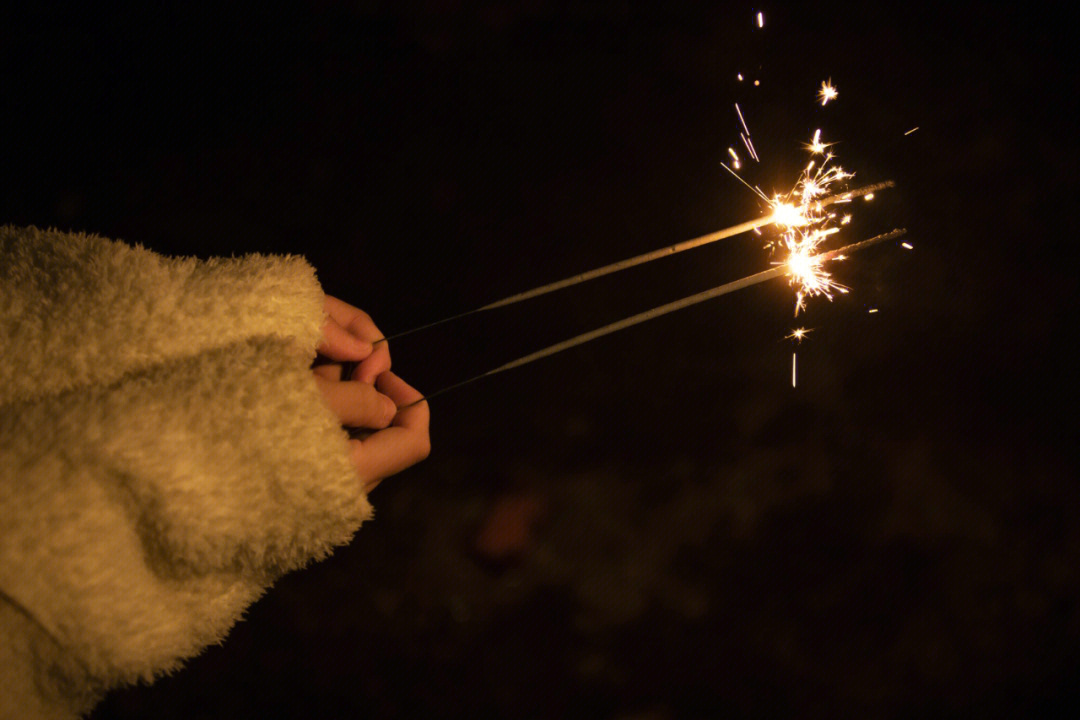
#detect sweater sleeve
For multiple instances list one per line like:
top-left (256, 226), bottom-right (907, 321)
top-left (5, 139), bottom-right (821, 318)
top-left (0, 225), bottom-right (327, 407)
top-left (0, 227), bottom-right (374, 717)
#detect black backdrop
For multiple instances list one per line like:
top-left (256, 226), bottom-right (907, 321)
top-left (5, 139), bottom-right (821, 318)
top-left (2, 3), bottom-right (1077, 718)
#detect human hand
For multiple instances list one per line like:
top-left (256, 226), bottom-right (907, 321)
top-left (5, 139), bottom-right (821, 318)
top-left (318, 294), bottom-right (391, 384)
top-left (315, 295), bottom-right (430, 493)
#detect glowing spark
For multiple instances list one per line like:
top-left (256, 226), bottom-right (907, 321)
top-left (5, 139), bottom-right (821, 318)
top-left (863, 192), bottom-right (874, 201)
top-left (868, 308), bottom-right (878, 313)
top-left (747, 136), bottom-right (760, 161)
top-left (792, 353), bottom-right (797, 387)
top-left (818, 79), bottom-right (837, 106)
top-left (904, 126), bottom-right (919, 135)
top-left (720, 162), bottom-right (770, 202)
top-left (727, 147), bottom-right (741, 169)
top-left (807, 128), bottom-right (830, 155)
top-left (765, 137), bottom-right (860, 315)
top-left (735, 103), bottom-right (751, 138)
top-left (770, 202), bottom-right (808, 228)
top-left (757, 11), bottom-right (764, 28)
top-left (901, 242), bottom-right (913, 249)
top-left (738, 73), bottom-right (744, 81)
top-left (754, 79), bottom-right (760, 86)
top-left (841, 214), bottom-right (851, 224)
top-left (786, 327), bottom-right (813, 343)
top-left (741, 133), bottom-right (758, 162)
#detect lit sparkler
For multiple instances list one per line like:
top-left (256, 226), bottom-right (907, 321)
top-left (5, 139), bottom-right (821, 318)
top-left (388, 229), bottom-right (906, 409)
top-left (759, 136), bottom-right (860, 315)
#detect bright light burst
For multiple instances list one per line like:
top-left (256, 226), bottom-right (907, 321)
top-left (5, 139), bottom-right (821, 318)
top-left (806, 128), bottom-right (830, 155)
top-left (767, 139), bottom-right (855, 315)
top-left (785, 327), bottom-right (813, 342)
top-left (818, 79), bottom-right (838, 106)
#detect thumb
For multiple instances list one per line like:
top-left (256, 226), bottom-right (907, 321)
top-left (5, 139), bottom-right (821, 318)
top-left (319, 316), bottom-right (374, 361)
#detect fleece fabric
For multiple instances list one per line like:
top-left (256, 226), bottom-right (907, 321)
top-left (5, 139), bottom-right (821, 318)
top-left (0, 226), bottom-right (373, 719)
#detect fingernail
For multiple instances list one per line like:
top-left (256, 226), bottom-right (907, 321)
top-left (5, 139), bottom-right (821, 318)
top-left (356, 338), bottom-right (374, 355)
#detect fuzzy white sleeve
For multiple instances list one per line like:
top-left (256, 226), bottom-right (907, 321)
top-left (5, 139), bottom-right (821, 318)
top-left (0, 339), bottom-right (373, 718)
top-left (0, 226), bottom-right (373, 717)
top-left (0, 225), bottom-right (327, 406)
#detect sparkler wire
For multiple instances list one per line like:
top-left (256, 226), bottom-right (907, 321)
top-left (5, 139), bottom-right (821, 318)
top-left (387, 228), bottom-right (906, 409)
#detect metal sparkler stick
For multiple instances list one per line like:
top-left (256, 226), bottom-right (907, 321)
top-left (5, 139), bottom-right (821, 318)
top-left (389, 228), bottom-right (905, 409)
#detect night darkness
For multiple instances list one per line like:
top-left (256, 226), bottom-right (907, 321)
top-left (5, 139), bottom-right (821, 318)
top-left (2, 2), bottom-right (1077, 718)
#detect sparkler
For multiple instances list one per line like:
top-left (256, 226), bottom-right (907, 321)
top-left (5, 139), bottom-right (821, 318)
top-left (372, 180), bottom-right (894, 344)
top-left (352, 65), bottom-right (900, 401)
top-left (387, 229), bottom-right (906, 409)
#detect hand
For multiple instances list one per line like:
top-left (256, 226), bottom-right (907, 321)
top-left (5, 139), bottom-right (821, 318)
top-left (315, 295), bottom-right (430, 493)
top-left (319, 294), bottom-right (391, 384)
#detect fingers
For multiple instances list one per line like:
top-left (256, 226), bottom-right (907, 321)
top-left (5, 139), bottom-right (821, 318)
top-left (318, 316), bottom-right (373, 361)
top-left (322, 295), bottom-right (390, 384)
top-left (348, 372), bottom-right (430, 493)
top-left (377, 371), bottom-right (428, 426)
top-left (313, 374), bottom-right (397, 429)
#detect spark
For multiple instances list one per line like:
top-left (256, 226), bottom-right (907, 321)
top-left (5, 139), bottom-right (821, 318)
top-left (901, 242), bottom-right (913, 249)
top-left (720, 161), bottom-right (771, 203)
top-left (904, 126), bottom-right (919, 135)
top-left (818, 79), bottom-right (837, 106)
top-left (741, 133), bottom-right (758, 162)
top-left (792, 353), bottom-right (797, 387)
top-left (727, 147), bottom-right (741, 169)
top-left (786, 327), bottom-right (813, 343)
top-left (868, 308), bottom-right (878, 313)
top-left (754, 79), bottom-right (760, 86)
top-left (770, 202), bottom-right (808, 228)
top-left (735, 103), bottom-right (751, 138)
top-left (757, 11), bottom-right (764, 28)
top-left (765, 132), bottom-right (860, 315)
top-left (863, 192), bottom-right (874, 201)
top-left (738, 73), bottom-right (744, 81)
top-left (806, 128), bottom-right (831, 155)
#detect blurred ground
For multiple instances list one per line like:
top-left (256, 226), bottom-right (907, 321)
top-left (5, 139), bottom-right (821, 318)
top-left (2, 2), bottom-right (1077, 718)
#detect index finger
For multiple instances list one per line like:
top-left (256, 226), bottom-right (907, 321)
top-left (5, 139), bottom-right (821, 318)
top-left (324, 295), bottom-right (385, 343)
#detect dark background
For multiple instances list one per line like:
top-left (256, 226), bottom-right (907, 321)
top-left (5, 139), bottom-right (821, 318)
top-left (2, 2), bottom-right (1077, 718)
